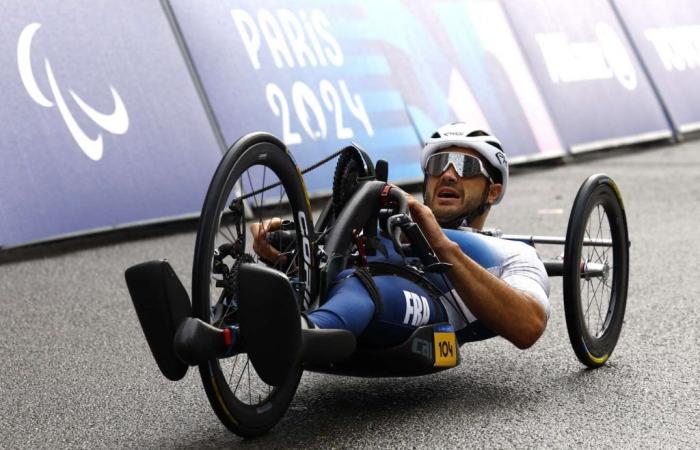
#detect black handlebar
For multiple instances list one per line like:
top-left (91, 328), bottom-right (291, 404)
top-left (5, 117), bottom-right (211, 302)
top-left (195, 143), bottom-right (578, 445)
top-left (325, 181), bottom-right (397, 258)
top-left (255, 180), bottom-right (455, 302)
top-left (324, 181), bottom-right (450, 276)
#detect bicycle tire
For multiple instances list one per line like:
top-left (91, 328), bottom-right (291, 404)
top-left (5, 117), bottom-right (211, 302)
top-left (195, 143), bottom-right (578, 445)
top-left (563, 174), bottom-right (629, 368)
top-left (192, 132), bottom-right (316, 437)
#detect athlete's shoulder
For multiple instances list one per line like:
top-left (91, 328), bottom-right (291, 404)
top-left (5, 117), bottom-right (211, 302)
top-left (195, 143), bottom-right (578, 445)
top-left (443, 227), bottom-right (512, 268)
top-left (443, 227), bottom-right (542, 265)
top-left (497, 236), bottom-right (540, 259)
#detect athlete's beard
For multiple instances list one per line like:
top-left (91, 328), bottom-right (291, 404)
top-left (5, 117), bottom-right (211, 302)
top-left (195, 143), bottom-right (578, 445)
top-left (428, 182), bottom-right (490, 228)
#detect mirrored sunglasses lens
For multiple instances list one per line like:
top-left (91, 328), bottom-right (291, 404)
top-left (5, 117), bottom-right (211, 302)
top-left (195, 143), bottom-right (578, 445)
top-left (460, 156), bottom-right (481, 177)
top-left (426, 154), bottom-right (449, 176)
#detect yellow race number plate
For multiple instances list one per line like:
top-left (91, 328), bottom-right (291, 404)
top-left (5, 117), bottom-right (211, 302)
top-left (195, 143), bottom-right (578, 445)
top-left (433, 331), bottom-right (457, 367)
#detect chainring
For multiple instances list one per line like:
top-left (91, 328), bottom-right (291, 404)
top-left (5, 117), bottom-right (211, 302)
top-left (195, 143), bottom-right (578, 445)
top-left (332, 147), bottom-right (374, 217)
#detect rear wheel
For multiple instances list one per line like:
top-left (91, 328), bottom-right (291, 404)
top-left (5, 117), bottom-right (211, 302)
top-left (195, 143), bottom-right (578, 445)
top-left (563, 174), bottom-right (629, 368)
top-left (192, 132), bottom-right (316, 437)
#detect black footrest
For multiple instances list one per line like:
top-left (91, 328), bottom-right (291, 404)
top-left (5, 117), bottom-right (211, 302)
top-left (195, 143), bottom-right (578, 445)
top-left (238, 263), bottom-right (301, 386)
top-left (125, 260), bottom-right (191, 381)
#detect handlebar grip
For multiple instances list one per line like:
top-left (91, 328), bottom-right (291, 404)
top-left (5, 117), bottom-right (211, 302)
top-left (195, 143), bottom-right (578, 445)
top-left (387, 187), bottom-right (408, 216)
top-left (266, 230), bottom-right (297, 251)
top-left (378, 185), bottom-right (409, 235)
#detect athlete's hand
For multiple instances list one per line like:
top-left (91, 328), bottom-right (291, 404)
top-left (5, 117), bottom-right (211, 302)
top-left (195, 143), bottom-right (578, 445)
top-left (250, 218), bottom-right (287, 265)
top-left (392, 186), bottom-right (450, 251)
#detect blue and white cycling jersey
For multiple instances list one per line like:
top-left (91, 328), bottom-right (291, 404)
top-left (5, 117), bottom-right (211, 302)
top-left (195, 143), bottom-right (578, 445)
top-left (424, 228), bottom-right (550, 342)
top-left (308, 228), bottom-right (550, 346)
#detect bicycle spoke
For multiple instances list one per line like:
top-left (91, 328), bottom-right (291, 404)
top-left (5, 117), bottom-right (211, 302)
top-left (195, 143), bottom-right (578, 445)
top-left (597, 207), bottom-right (607, 261)
top-left (276, 182), bottom-right (285, 214)
top-left (218, 225), bottom-right (237, 245)
top-left (584, 225), bottom-right (597, 265)
top-left (224, 221), bottom-right (239, 243)
top-left (597, 244), bottom-right (609, 265)
top-left (587, 210), bottom-right (604, 264)
top-left (248, 358), bottom-right (252, 404)
top-left (584, 279), bottom-right (593, 327)
top-left (227, 354), bottom-right (240, 386)
top-left (601, 280), bottom-right (610, 334)
top-left (589, 277), bottom-right (603, 314)
top-left (246, 169), bottom-right (259, 210)
top-left (278, 239), bottom-right (299, 271)
top-left (594, 278), bottom-right (605, 336)
top-left (260, 166), bottom-right (268, 211)
top-left (582, 268), bottom-right (604, 338)
top-left (594, 207), bottom-right (605, 262)
top-left (233, 358), bottom-right (250, 396)
top-left (603, 278), bottom-right (613, 291)
top-left (254, 167), bottom-right (267, 234)
top-left (217, 301), bottom-right (236, 328)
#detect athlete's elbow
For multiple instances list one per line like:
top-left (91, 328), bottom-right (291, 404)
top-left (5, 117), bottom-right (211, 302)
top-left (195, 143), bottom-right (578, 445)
top-left (513, 313), bottom-right (547, 349)
top-left (513, 329), bottom-right (543, 350)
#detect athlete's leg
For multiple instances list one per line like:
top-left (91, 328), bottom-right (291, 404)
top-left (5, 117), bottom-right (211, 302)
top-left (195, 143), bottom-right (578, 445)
top-left (359, 275), bottom-right (446, 348)
top-left (307, 276), bottom-right (375, 335)
top-left (307, 273), bottom-right (446, 348)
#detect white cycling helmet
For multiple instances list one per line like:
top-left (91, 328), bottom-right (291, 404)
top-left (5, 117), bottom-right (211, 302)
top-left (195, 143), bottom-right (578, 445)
top-left (421, 122), bottom-right (508, 204)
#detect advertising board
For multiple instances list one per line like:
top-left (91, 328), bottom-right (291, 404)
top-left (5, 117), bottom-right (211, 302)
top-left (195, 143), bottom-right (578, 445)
top-left (502, 0), bottom-right (672, 151)
top-left (369, 0), bottom-right (565, 163)
top-left (613, 0), bottom-right (700, 133)
top-left (168, 0), bottom-right (421, 192)
top-left (0, 1), bottom-right (222, 247)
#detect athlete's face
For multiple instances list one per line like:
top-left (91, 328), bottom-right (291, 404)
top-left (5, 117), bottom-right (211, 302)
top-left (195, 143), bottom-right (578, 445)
top-left (424, 147), bottom-right (498, 226)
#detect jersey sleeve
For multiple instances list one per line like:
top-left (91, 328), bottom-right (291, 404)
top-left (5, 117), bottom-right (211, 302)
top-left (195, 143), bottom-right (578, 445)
top-left (500, 244), bottom-right (551, 320)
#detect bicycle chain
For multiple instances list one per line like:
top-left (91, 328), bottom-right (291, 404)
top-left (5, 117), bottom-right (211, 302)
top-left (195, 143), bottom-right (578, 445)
top-left (222, 253), bottom-right (255, 299)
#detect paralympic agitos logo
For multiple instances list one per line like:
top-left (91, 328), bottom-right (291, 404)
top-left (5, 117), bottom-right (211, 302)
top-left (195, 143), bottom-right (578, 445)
top-left (17, 23), bottom-right (129, 161)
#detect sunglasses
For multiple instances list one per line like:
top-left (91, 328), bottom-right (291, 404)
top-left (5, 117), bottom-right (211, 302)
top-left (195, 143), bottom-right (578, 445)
top-left (425, 152), bottom-right (493, 182)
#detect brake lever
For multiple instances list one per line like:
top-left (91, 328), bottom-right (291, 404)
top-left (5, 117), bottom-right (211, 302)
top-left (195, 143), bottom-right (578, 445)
top-left (386, 213), bottom-right (407, 258)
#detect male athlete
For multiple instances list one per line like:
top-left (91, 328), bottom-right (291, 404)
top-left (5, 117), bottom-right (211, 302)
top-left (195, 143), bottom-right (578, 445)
top-left (249, 122), bottom-right (549, 353)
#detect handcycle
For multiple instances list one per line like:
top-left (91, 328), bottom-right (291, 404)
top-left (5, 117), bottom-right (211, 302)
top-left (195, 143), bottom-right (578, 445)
top-left (125, 132), bottom-right (630, 437)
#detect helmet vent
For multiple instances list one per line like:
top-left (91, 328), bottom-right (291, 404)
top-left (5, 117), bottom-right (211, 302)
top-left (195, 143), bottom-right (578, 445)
top-left (486, 140), bottom-right (502, 150)
top-left (431, 132), bottom-right (441, 138)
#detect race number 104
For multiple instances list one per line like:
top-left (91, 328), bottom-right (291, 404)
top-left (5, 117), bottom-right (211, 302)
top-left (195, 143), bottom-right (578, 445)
top-left (266, 79), bottom-right (374, 145)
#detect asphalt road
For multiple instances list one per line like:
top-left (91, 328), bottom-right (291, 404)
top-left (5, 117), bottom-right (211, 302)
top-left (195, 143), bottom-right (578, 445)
top-left (2, 140), bottom-right (699, 448)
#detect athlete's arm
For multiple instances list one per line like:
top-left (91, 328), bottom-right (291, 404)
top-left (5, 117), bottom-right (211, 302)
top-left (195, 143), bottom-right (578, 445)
top-left (404, 195), bottom-right (547, 349)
